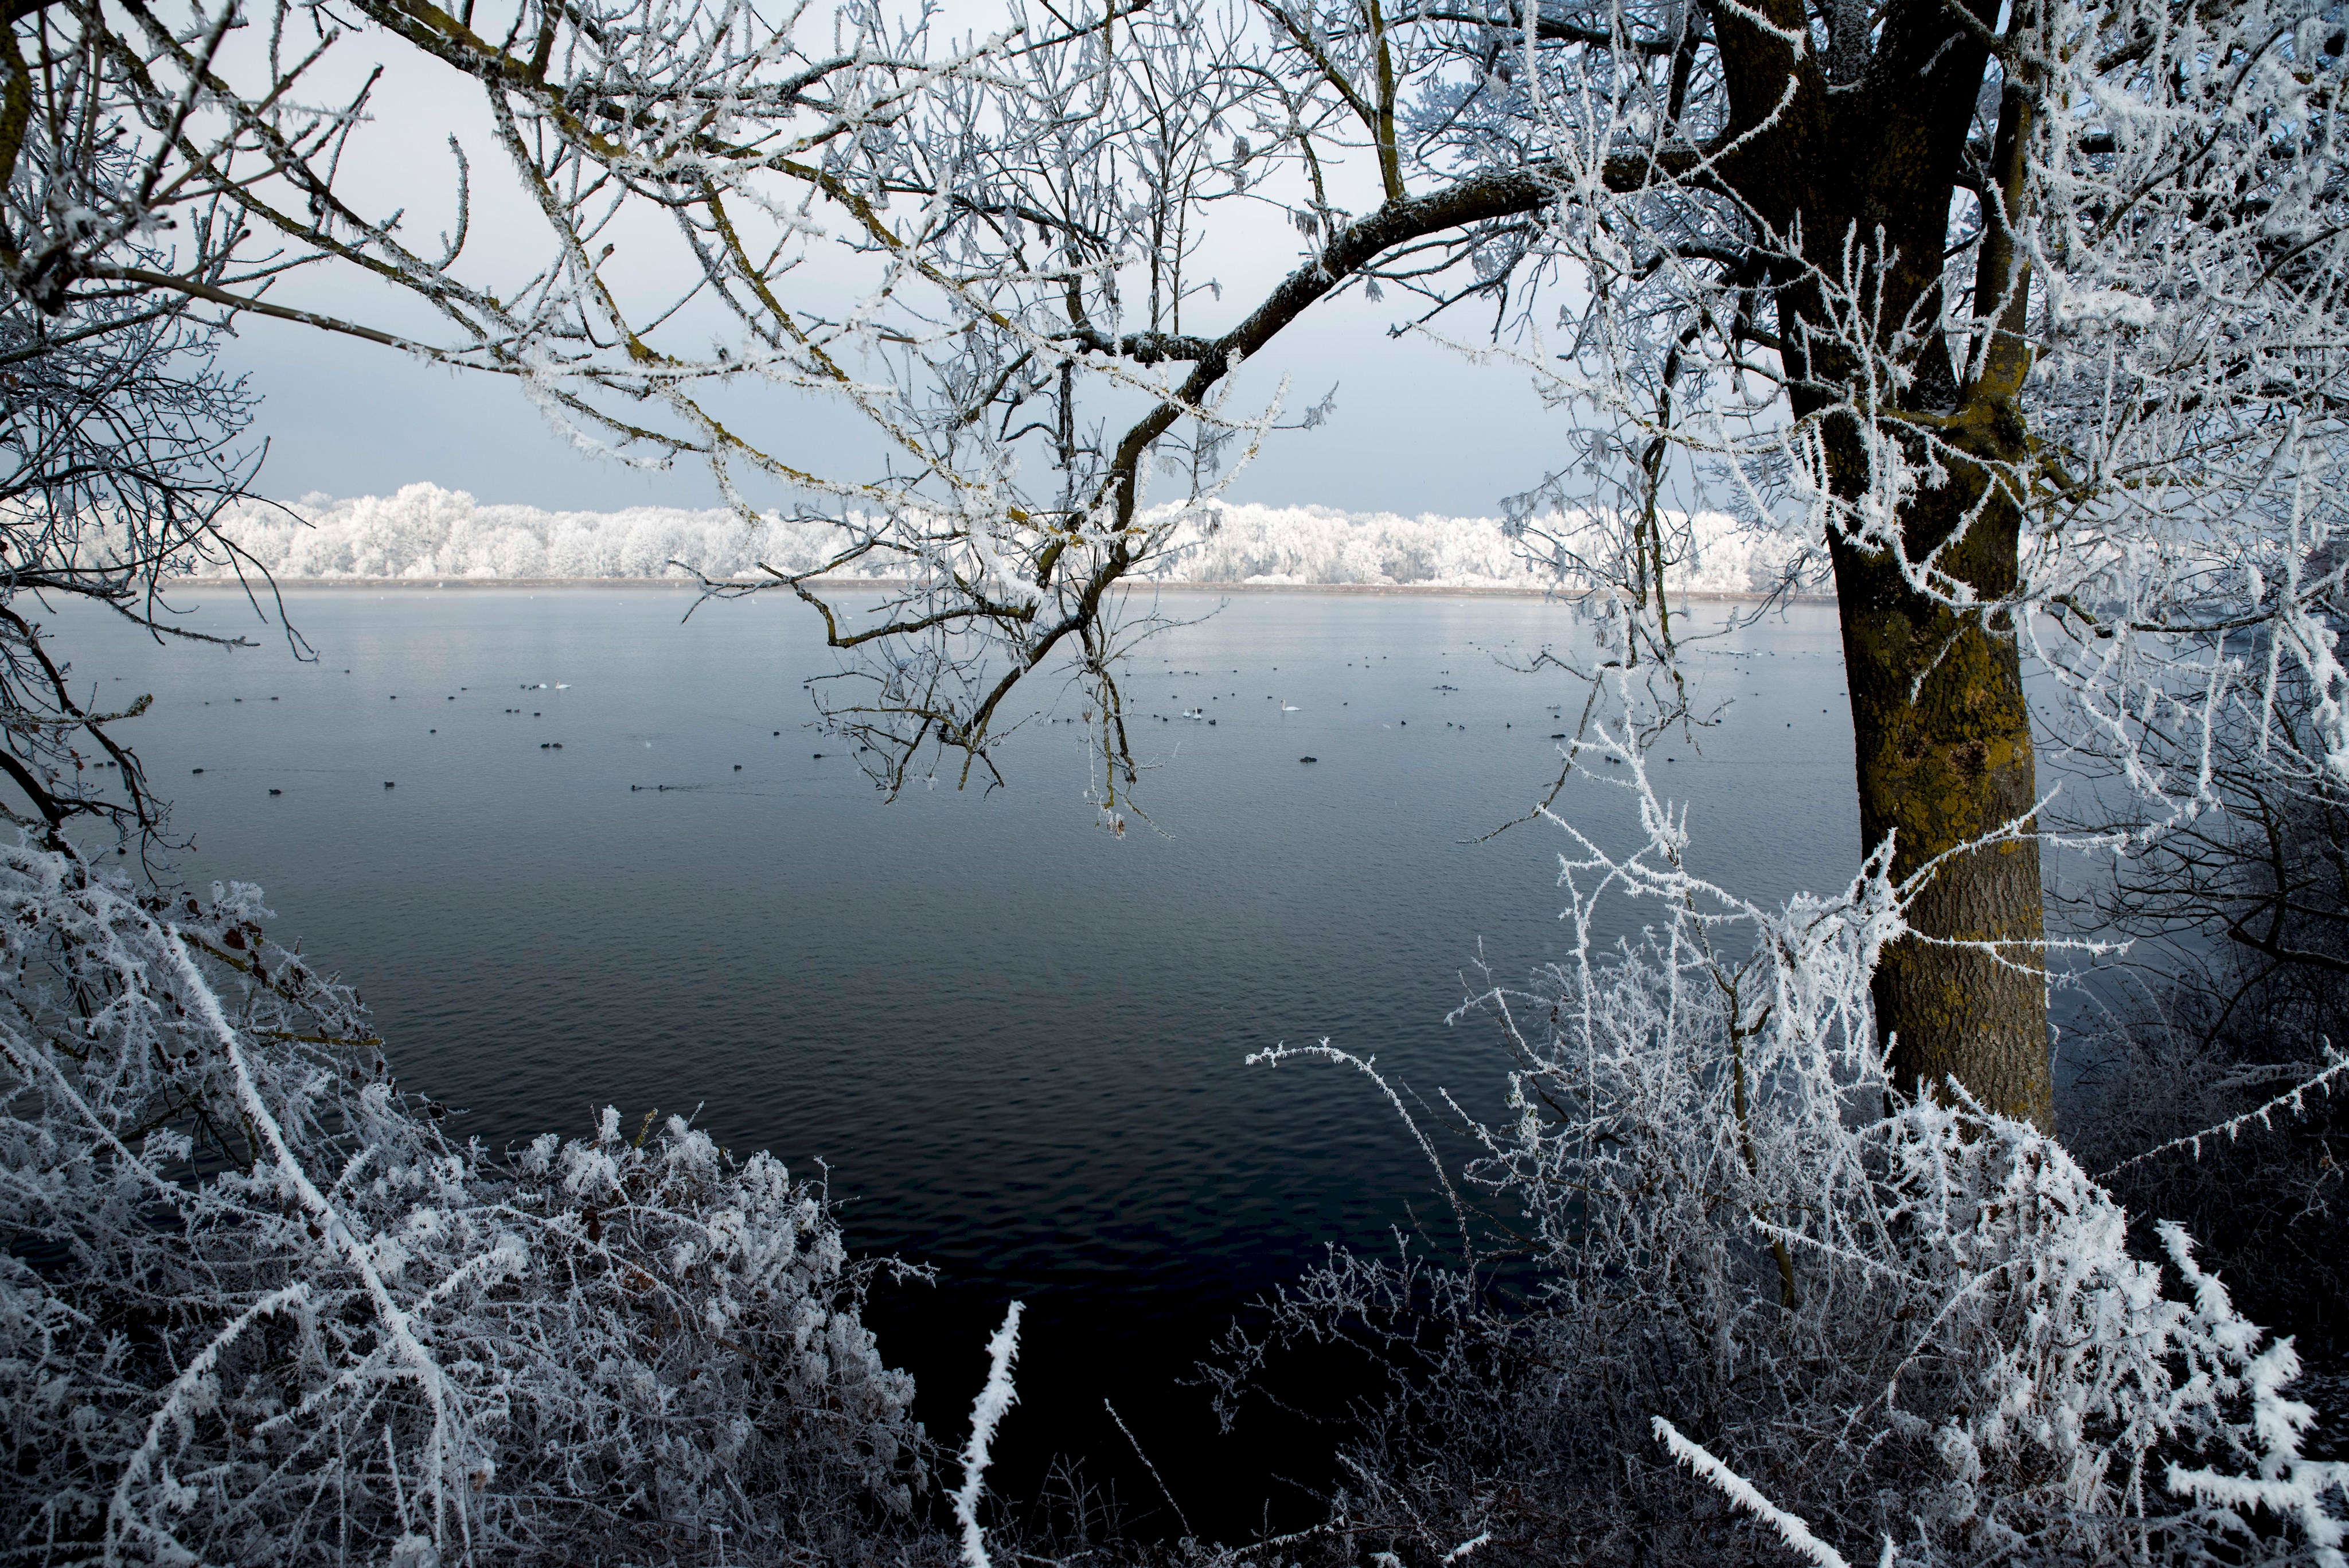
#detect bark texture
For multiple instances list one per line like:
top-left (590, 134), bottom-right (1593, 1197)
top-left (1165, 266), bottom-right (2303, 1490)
top-left (1831, 463), bottom-right (2051, 1128)
top-left (1706, 0), bottom-right (2055, 1124)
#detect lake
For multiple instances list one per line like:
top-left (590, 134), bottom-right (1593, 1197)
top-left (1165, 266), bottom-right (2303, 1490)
top-left (55, 583), bottom-right (1859, 1536)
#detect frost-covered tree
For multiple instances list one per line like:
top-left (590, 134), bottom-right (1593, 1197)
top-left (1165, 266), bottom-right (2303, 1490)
top-left (1, 126), bottom-right (278, 853)
top-left (596, 0), bottom-right (2348, 1136)
top-left (510, 0), bottom-right (2347, 1548)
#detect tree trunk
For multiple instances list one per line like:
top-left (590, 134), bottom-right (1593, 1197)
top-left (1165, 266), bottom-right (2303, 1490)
top-left (1829, 445), bottom-right (2052, 1129)
top-left (1692, 0), bottom-right (2055, 1121)
top-left (1691, 0), bottom-right (2058, 1128)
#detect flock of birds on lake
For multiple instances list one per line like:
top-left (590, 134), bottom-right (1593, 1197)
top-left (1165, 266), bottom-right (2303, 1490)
top-left (162, 642), bottom-right (1850, 799)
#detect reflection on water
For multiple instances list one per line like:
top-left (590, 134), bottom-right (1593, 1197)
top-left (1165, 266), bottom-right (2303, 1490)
top-left (58, 585), bottom-right (1857, 1533)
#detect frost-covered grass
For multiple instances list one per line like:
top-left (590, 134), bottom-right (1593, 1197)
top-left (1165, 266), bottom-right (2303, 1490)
top-left (208, 485), bottom-right (1809, 595)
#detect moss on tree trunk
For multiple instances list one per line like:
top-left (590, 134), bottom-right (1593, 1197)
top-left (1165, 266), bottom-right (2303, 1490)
top-left (1829, 448), bottom-right (2051, 1128)
top-left (1700, 0), bottom-right (2055, 1124)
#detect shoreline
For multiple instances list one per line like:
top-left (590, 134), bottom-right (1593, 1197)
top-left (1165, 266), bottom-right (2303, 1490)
top-left (192, 576), bottom-right (1828, 603)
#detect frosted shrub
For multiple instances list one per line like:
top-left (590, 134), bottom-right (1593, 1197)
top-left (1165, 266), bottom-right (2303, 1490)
top-left (0, 838), bottom-right (926, 1565)
top-left (1237, 746), bottom-right (2348, 1566)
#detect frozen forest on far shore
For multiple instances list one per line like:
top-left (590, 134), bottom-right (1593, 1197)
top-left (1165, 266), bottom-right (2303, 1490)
top-left (209, 483), bottom-right (1816, 595)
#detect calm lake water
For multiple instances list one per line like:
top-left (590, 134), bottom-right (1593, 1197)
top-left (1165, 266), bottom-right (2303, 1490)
top-left (56, 584), bottom-right (1859, 1535)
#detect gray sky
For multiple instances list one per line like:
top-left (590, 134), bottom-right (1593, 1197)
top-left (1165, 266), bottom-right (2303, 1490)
top-left (224, 288), bottom-right (1572, 517)
top-left (215, 13), bottom-right (1576, 518)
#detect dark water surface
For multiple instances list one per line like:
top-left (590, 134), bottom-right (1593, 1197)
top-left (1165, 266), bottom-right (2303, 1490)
top-left (57, 586), bottom-right (1857, 1535)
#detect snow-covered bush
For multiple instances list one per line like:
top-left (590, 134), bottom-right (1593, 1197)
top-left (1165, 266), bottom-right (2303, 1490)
top-left (0, 838), bottom-right (927, 1565)
top-left (1231, 736), bottom-right (2349, 1567)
